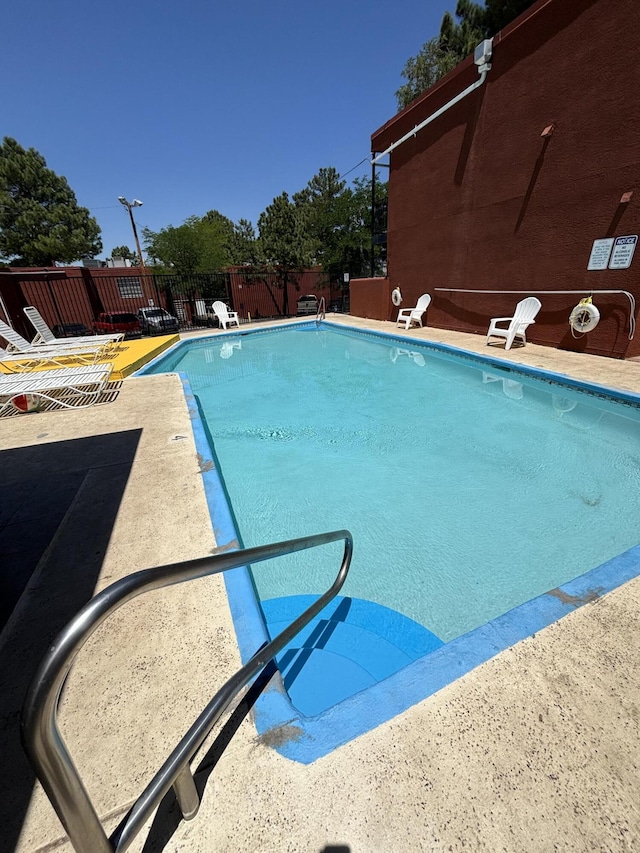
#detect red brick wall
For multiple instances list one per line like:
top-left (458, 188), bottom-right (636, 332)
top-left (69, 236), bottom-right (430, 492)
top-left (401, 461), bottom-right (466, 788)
top-left (350, 278), bottom-right (394, 321)
top-left (366, 0), bottom-right (640, 358)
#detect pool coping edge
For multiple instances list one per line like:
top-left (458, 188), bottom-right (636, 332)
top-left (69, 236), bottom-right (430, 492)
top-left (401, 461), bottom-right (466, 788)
top-left (154, 325), bottom-right (640, 764)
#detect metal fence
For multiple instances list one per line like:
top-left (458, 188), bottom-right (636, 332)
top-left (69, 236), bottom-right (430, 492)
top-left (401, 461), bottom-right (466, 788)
top-left (9, 268), bottom-right (349, 337)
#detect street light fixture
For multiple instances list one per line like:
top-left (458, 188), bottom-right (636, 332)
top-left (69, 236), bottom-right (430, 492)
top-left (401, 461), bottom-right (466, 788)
top-left (117, 196), bottom-right (146, 269)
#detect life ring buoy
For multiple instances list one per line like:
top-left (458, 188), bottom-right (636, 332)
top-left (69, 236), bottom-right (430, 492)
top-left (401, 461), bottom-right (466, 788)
top-left (569, 299), bottom-right (600, 334)
top-left (391, 288), bottom-right (402, 307)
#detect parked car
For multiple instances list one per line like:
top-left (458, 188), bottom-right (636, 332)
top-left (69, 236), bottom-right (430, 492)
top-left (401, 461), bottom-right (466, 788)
top-left (52, 323), bottom-right (94, 338)
top-left (93, 312), bottom-right (141, 339)
top-left (136, 307), bottom-right (180, 335)
top-left (297, 294), bottom-right (319, 315)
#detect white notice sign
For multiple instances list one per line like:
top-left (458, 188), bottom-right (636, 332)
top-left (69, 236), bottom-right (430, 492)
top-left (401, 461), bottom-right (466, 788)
top-left (587, 238), bottom-right (614, 270)
top-left (609, 235), bottom-right (638, 269)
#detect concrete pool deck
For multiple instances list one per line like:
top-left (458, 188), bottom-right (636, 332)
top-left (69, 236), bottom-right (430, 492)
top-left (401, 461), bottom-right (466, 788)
top-left (1, 318), bottom-right (639, 852)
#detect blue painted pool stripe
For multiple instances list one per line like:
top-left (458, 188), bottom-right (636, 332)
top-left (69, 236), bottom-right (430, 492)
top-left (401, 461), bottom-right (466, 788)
top-left (166, 329), bottom-right (640, 765)
top-left (179, 375), bottom-right (271, 654)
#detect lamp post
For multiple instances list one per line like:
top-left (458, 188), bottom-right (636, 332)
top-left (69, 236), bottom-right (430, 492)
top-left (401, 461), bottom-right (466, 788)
top-left (117, 196), bottom-right (146, 269)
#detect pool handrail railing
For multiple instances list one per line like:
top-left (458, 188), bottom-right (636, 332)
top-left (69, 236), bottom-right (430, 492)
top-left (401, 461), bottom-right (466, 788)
top-left (21, 529), bottom-right (354, 853)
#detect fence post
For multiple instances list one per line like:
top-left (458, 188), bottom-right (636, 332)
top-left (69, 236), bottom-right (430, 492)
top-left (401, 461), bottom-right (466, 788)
top-left (80, 268), bottom-right (104, 319)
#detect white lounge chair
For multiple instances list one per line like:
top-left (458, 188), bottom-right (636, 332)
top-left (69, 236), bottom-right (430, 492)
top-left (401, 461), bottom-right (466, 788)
top-left (0, 344), bottom-right (110, 373)
top-left (23, 306), bottom-right (123, 346)
top-left (396, 293), bottom-right (431, 331)
top-left (0, 320), bottom-right (111, 367)
top-left (211, 301), bottom-right (240, 331)
top-left (0, 364), bottom-right (113, 414)
top-left (486, 297), bottom-right (542, 350)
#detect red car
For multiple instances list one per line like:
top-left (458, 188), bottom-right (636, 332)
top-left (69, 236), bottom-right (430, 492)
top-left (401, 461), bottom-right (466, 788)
top-left (93, 312), bottom-right (142, 339)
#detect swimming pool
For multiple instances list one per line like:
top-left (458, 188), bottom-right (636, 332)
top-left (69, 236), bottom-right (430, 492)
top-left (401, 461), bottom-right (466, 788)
top-left (141, 322), bottom-right (640, 761)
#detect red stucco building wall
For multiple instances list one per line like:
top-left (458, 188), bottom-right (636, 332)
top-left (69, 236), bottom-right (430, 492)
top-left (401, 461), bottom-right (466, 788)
top-left (355, 0), bottom-right (640, 358)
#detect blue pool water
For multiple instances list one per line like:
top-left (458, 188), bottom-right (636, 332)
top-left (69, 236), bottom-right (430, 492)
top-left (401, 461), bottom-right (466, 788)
top-left (145, 324), bottom-right (640, 729)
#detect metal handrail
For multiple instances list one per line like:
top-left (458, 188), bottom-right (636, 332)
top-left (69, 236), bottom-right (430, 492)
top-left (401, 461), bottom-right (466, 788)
top-left (22, 529), bottom-right (353, 853)
top-left (316, 296), bottom-right (326, 325)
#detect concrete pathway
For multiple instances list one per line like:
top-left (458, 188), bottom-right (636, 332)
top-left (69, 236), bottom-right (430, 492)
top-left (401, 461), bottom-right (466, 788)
top-left (1, 321), bottom-right (639, 852)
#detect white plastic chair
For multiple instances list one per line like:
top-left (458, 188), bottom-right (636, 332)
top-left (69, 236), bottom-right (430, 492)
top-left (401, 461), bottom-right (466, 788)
top-left (211, 301), bottom-right (240, 331)
top-left (23, 306), bottom-right (123, 346)
top-left (396, 294), bottom-right (431, 331)
top-left (0, 364), bottom-right (113, 414)
top-left (486, 297), bottom-right (542, 350)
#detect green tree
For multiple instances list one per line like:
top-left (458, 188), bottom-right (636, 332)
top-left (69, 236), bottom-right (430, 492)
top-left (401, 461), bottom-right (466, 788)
top-left (397, 0), bottom-right (536, 110)
top-left (257, 192), bottom-right (314, 315)
top-left (293, 168), bottom-right (387, 279)
top-left (109, 245), bottom-right (138, 263)
top-left (142, 222), bottom-right (202, 273)
top-left (439, 3), bottom-right (484, 61)
top-left (293, 167), bottom-right (347, 268)
top-left (142, 210), bottom-right (234, 273)
top-left (227, 218), bottom-right (261, 266)
top-left (197, 210), bottom-right (235, 269)
top-left (396, 37), bottom-right (460, 110)
top-left (471, 0), bottom-right (536, 35)
top-left (0, 137), bottom-right (102, 265)
top-left (346, 174), bottom-right (388, 278)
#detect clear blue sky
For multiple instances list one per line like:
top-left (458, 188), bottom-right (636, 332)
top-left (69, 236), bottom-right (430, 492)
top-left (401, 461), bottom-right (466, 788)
top-left (4, 0), bottom-right (452, 259)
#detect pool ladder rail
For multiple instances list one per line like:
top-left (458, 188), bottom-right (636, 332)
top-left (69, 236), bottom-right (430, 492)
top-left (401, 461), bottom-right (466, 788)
top-left (315, 296), bottom-right (326, 326)
top-left (21, 529), bottom-right (353, 853)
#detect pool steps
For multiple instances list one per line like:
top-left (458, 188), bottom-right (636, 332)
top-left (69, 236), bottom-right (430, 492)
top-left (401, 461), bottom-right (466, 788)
top-left (263, 594), bottom-right (443, 716)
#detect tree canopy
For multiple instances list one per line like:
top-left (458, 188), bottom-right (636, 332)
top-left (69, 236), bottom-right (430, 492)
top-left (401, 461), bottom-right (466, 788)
top-left (395, 38), bottom-right (460, 114)
top-left (257, 192), bottom-right (315, 271)
top-left (140, 165), bottom-right (385, 285)
top-left (291, 167), bottom-right (387, 279)
top-left (396, 0), bottom-right (536, 110)
top-left (227, 218), bottom-right (261, 266)
top-left (293, 167), bottom-right (348, 268)
top-left (257, 192), bottom-right (315, 313)
top-left (142, 209), bottom-right (235, 273)
top-left (109, 245), bottom-right (138, 263)
top-left (0, 137), bottom-right (102, 265)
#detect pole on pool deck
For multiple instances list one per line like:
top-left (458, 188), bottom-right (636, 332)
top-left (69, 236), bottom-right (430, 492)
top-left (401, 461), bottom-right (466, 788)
top-left (370, 159), bottom-right (376, 279)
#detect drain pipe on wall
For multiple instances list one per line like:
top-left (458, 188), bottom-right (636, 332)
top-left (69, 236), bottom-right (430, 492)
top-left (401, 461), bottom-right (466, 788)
top-left (371, 39), bottom-right (493, 167)
top-left (369, 40), bottom-right (493, 279)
